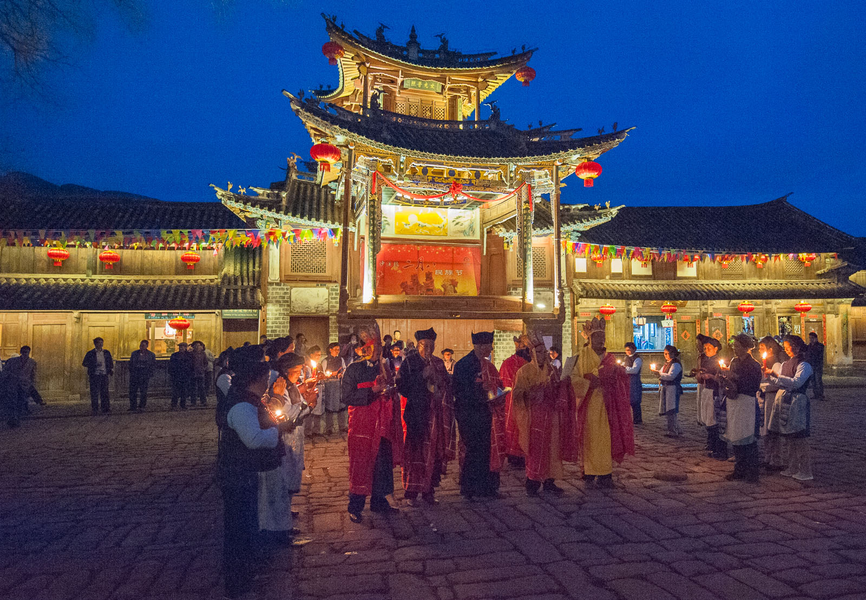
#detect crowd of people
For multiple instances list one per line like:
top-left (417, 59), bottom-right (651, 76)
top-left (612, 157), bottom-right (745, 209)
top-left (621, 330), bottom-right (824, 484)
top-left (0, 318), bottom-right (829, 598)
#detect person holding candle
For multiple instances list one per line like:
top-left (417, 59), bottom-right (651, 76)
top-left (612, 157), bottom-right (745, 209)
top-left (218, 360), bottom-right (294, 599)
top-left (765, 335), bottom-right (814, 481)
top-left (719, 334), bottom-right (763, 482)
top-left (306, 346), bottom-right (325, 435)
top-left (321, 342), bottom-right (347, 434)
top-left (396, 328), bottom-right (455, 505)
top-left (757, 336), bottom-right (785, 471)
top-left (258, 352), bottom-right (316, 546)
top-left (653, 345), bottom-right (684, 437)
top-left (511, 331), bottom-right (579, 496)
top-left (695, 337), bottom-right (726, 459)
top-left (623, 342), bottom-right (643, 425)
top-left (571, 317), bottom-right (635, 488)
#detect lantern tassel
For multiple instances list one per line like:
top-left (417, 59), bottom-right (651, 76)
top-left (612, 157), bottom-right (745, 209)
top-left (319, 163), bottom-right (330, 172)
top-left (584, 178), bottom-right (594, 188)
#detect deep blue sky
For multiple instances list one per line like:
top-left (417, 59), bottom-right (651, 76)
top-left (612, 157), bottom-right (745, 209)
top-left (2, 1), bottom-right (865, 236)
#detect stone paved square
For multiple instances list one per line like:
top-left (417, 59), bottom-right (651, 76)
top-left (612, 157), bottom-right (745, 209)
top-left (2, 387), bottom-right (866, 600)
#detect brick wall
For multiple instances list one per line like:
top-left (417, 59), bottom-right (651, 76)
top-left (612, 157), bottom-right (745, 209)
top-left (265, 282), bottom-right (292, 338)
top-left (493, 330), bottom-right (514, 367)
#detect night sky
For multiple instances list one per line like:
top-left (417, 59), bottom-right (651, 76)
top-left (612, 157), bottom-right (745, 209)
top-left (1, 1), bottom-right (865, 236)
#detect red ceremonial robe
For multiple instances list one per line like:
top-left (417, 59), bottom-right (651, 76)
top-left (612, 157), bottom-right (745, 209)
top-left (481, 359), bottom-right (508, 472)
top-left (512, 363), bottom-right (579, 482)
top-left (576, 352), bottom-right (635, 466)
top-left (398, 355), bottom-right (456, 494)
top-left (499, 353), bottom-right (528, 457)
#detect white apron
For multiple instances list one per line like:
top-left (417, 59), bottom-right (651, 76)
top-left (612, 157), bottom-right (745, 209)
top-left (721, 393), bottom-right (756, 445)
top-left (698, 387), bottom-right (716, 427)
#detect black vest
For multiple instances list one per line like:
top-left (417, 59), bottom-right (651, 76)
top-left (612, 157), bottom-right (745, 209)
top-left (217, 387), bottom-right (282, 480)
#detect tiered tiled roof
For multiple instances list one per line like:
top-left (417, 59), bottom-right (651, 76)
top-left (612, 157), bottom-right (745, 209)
top-left (578, 196), bottom-right (860, 255)
top-left (0, 277), bottom-right (260, 310)
top-left (290, 96), bottom-right (630, 163)
top-left (574, 279), bottom-right (866, 301)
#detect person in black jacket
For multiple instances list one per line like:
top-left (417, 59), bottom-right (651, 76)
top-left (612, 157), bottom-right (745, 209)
top-left (82, 338), bottom-right (113, 414)
top-left (169, 342), bottom-right (193, 410)
top-left (217, 359), bottom-right (293, 598)
top-left (128, 340), bottom-right (156, 412)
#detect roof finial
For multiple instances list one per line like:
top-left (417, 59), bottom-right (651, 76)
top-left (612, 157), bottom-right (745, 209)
top-left (409, 25), bottom-right (417, 42)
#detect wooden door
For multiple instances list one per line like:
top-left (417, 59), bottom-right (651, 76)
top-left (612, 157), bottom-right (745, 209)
top-left (677, 321), bottom-right (698, 373)
top-left (289, 316), bottom-right (330, 352)
top-left (804, 317), bottom-right (824, 343)
top-left (31, 324), bottom-right (68, 397)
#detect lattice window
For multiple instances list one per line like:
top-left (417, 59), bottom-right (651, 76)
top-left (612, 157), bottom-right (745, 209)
top-left (408, 100), bottom-right (420, 117)
top-left (289, 241), bottom-right (327, 274)
top-left (395, 100), bottom-right (407, 115)
top-left (421, 102), bottom-right (433, 119)
top-left (516, 250), bottom-right (549, 279)
top-left (784, 257), bottom-right (805, 278)
top-left (720, 260), bottom-right (745, 278)
top-left (434, 105), bottom-right (446, 120)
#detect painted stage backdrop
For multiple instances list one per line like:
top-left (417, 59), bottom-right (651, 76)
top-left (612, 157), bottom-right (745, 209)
top-left (377, 243), bottom-right (481, 296)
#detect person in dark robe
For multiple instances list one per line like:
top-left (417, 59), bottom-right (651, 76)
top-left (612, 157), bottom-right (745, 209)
top-left (452, 331), bottom-right (501, 499)
top-left (623, 342), bottom-right (643, 424)
top-left (396, 328), bottom-right (455, 505)
top-left (806, 332), bottom-right (825, 401)
top-left (341, 324), bottom-right (401, 522)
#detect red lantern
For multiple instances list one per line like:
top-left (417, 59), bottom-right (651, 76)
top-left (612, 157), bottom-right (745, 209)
top-left (794, 301), bottom-right (812, 314)
top-left (574, 161), bottom-right (602, 187)
top-left (590, 253), bottom-right (605, 266)
top-left (515, 65), bottom-right (536, 87)
top-left (168, 317), bottom-right (191, 330)
top-left (181, 251), bottom-right (201, 269)
top-left (738, 301), bottom-right (755, 314)
top-left (661, 302), bottom-right (678, 315)
top-left (310, 142), bottom-right (341, 172)
top-left (720, 254), bottom-right (735, 268)
top-left (754, 253), bottom-right (769, 269)
top-left (47, 247), bottom-right (70, 267)
top-left (322, 41), bottom-right (344, 66)
top-left (798, 253), bottom-right (817, 267)
top-left (99, 250), bottom-right (120, 269)
top-left (599, 304), bottom-right (616, 320)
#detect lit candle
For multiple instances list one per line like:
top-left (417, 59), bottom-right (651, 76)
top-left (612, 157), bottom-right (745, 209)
top-left (325, 370), bottom-right (332, 377)
top-left (719, 359), bottom-right (726, 368)
top-left (762, 351), bottom-right (768, 368)
top-left (274, 409), bottom-right (282, 417)
top-left (310, 359), bottom-right (317, 370)
top-left (650, 363), bottom-right (657, 370)
top-left (616, 359), bottom-right (622, 364)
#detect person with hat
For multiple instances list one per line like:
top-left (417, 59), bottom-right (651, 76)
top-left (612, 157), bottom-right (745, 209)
top-left (651, 345), bottom-right (684, 437)
top-left (257, 352), bottom-right (317, 545)
top-left (395, 328), bottom-right (455, 506)
top-left (718, 333), bottom-right (763, 482)
top-left (341, 324), bottom-right (401, 522)
top-left (452, 331), bottom-right (503, 499)
top-left (694, 336), bottom-right (726, 459)
top-left (572, 317), bottom-right (635, 488)
top-left (498, 336), bottom-right (531, 467)
top-left (511, 331), bottom-right (579, 496)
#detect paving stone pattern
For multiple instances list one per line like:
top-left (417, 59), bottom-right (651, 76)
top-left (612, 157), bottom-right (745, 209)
top-left (2, 389), bottom-right (866, 600)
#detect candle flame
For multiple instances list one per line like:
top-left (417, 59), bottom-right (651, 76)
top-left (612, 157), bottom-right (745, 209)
top-left (325, 371), bottom-right (332, 376)
top-left (762, 352), bottom-right (768, 359)
top-left (274, 409), bottom-right (282, 416)
top-left (310, 360), bottom-right (317, 369)
top-left (651, 363), bottom-right (657, 370)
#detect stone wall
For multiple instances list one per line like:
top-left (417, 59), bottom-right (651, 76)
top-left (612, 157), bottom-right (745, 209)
top-left (264, 282), bottom-right (340, 341)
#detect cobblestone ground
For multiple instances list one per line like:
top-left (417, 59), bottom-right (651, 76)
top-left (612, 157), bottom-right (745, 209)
top-left (2, 389), bottom-right (866, 600)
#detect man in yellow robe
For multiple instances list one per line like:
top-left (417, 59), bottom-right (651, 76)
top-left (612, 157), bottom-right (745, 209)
top-left (571, 317), bottom-right (635, 488)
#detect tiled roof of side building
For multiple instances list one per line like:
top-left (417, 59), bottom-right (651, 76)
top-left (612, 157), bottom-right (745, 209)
top-left (577, 196), bottom-right (859, 255)
top-left (216, 175), bottom-right (341, 228)
top-left (291, 98), bottom-right (629, 162)
top-left (574, 279), bottom-right (866, 301)
top-left (0, 277), bottom-right (260, 311)
top-left (0, 198), bottom-right (246, 231)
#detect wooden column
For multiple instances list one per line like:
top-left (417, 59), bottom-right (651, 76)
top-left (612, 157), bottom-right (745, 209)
top-left (552, 164), bottom-right (563, 314)
top-left (474, 85), bottom-right (481, 121)
top-left (338, 146), bottom-right (355, 315)
top-left (364, 184), bottom-right (383, 305)
top-left (519, 174), bottom-right (534, 309)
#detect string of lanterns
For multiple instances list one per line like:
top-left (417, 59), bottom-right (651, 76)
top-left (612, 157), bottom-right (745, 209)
top-left (593, 299), bottom-right (814, 319)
